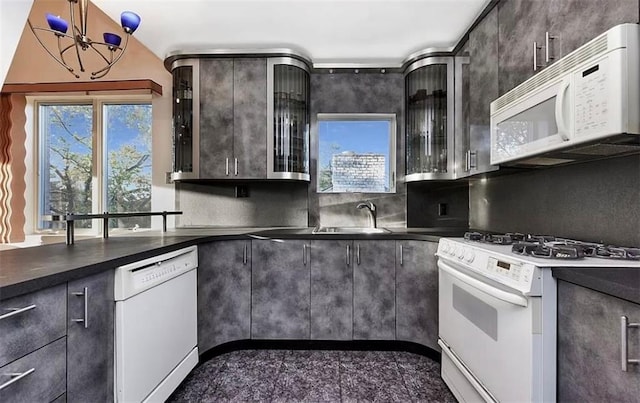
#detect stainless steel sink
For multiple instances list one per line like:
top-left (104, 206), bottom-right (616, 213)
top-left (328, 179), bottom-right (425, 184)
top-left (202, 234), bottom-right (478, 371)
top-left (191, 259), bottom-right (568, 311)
top-left (312, 226), bottom-right (391, 234)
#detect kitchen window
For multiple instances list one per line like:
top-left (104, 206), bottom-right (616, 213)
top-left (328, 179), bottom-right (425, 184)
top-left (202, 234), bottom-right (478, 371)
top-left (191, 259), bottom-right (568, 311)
top-left (317, 113), bottom-right (396, 193)
top-left (36, 98), bottom-right (152, 233)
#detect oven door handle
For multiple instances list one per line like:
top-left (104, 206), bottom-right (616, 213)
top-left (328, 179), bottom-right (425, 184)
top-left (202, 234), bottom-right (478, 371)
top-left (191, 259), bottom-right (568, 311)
top-left (438, 260), bottom-right (528, 307)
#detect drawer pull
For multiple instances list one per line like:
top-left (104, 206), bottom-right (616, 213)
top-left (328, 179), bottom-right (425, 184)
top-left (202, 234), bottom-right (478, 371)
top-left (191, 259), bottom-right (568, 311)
top-left (0, 368), bottom-right (35, 391)
top-left (621, 316), bottom-right (640, 371)
top-left (72, 287), bottom-right (89, 329)
top-left (0, 305), bottom-right (36, 321)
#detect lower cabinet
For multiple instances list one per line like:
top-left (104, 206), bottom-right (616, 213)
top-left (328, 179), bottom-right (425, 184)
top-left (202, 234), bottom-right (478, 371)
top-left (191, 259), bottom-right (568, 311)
top-left (67, 270), bottom-right (114, 403)
top-left (557, 280), bottom-right (640, 402)
top-left (251, 239), bottom-right (310, 339)
top-left (198, 240), bottom-right (251, 352)
top-left (396, 241), bottom-right (439, 350)
top-left (310, 240), bottom-right (353, 340)
top-left (353, 240), bottom-right (396, 340)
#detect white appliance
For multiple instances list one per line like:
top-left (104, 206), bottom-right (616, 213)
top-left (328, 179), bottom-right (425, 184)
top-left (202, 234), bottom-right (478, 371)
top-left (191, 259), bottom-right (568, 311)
top-left (114, 246), bottom-right (198, 403)
top-left (490, 23), bottom-right (640, 166)
top-left (437, 234), bottom-right (640, 402)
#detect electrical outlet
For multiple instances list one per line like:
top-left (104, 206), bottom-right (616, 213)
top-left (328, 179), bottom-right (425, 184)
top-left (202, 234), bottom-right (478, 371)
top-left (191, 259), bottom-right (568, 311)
top-left (438, 203), bottom-right (448, 216)
top-left (235, 185), bottom-right (249, 198)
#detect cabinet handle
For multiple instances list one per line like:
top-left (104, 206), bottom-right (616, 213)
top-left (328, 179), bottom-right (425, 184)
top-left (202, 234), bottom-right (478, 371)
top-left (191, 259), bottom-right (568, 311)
top-left (465, 150), bottom-right (471, 172)
top-left (225, 158), bottom-right (229, 176)
top-left (533, 41), bottom-right (544, 71)
top-left (234, 158), bottom-right (238, 176)
top-left (71, 287), bottom-right (88, 329)
top-left (0, 304), bottom-right (36, 321)
top-left (356, 244), bottom-right (361, 265)
top-left (346, 244), bottom-right (351, 266)
top-left (545, 32), bottom-right (556, 63)
top-left (243, 243), bottom-right (247, 265)
top-left (0, 368), bottom-right (35, 391)
top-left (400, 244), bottom-right (404, 266)
top-left (621, 316), bottom-right (640, 371)
top-left (303, 244), bottom-right (307, 265)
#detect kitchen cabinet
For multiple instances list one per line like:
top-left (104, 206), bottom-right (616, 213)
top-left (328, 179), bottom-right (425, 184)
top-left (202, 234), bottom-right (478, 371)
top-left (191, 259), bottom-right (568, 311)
top-left (396, 241), bottom-right (439, 350)
top-left (353, 240), bottom-right (396, 339)
top-left (497, 0), bottom-right (639, 96)
top-left (198, 240), bottom-right (251, 352)
top-left (66, 270), bottom-right (114, 402)
top-left (251, 239), bottom-right (310, 339)
top-left (200, 58), bottom-right (267, 179)
top-left (557, 280), bottom-right (640, 402)
top-left (310, 240), bottom-right (353, 340)
top-left (462, 6), bottom-right (499, 176)
top-left (170, 53), bottom-right (311, 181)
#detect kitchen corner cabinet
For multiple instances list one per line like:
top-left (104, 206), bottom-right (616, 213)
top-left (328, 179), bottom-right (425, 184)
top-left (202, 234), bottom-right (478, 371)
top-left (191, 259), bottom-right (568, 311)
top-left (170, 54), bottom-right (311, 181)
top-left (497, 0), bottom-right (639, 96)
top-left (67, 270), bottom-right (114, 402)
top-left (198, 240), bottom-right (251, 352)
top-left (251, 239), bottom-right (310, 339)
top-left (353, 240), bottom-right (396, 340)
top-left (310, 240), bottom-right (353, 340)
top-left (396, 241), bottom-right (439, 350)
top-left (557, 281), bottom-right (640, 402)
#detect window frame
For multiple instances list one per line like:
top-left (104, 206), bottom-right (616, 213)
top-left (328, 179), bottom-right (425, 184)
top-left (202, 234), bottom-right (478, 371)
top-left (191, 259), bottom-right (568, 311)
top-left (317, 113), bottom-right (397, 194)
top-left (32, 94), bottom-right (152, 236)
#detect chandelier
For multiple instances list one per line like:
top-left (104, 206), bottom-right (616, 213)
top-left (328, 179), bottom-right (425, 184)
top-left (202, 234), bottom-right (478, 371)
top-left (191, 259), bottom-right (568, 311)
top-left (28, 0), bottom-right (141, 80)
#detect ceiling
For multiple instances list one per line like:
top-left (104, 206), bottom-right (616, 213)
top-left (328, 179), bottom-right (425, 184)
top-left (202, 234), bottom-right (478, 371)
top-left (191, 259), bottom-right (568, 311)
top-left (93, 0), bottom-right (491, 67)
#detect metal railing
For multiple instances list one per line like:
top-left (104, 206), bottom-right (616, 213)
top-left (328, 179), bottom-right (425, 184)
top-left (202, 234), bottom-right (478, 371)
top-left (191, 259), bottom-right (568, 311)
top-left (42, 211), bottom-right (182, 245)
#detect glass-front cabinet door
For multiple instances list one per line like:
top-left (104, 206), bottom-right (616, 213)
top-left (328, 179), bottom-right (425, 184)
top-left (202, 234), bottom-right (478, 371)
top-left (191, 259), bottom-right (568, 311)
top-left (267, 57), bottom-right (310, 181)
top-left (405, 57), bottom-right (455, 181)
top-left (171, 59), bottom-right (199, 180)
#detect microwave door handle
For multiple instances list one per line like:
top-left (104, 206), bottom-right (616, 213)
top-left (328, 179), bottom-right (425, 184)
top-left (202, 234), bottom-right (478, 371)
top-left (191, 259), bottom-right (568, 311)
top-left (438, 260), bottom-right (528, 307)
top-left (555, 79), bottom-right (571, 141)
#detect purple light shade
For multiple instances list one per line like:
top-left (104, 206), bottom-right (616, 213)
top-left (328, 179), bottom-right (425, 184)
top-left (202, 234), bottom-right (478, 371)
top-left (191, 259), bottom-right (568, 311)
top-left (120, 11), bottom-right (141, 34)
top-left (103, 32), bottom-right (122, 48)
top-left (46, 13), bottom-right (68, 34)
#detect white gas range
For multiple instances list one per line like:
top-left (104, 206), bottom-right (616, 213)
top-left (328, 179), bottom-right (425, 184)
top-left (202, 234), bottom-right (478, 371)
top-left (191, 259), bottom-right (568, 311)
top-left (436, 233), bottom-right (640, 403)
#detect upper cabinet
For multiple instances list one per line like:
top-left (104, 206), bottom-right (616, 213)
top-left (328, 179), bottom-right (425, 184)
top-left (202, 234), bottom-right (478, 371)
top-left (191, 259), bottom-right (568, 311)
top-left (169, 52), bottom-right (311, 181)
top-left (498, 0), bottom-right (639, 96)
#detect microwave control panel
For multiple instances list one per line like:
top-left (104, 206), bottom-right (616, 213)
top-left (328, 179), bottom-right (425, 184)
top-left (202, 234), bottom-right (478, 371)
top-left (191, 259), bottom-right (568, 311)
top-left (574, 56), bottom-right (609, 136)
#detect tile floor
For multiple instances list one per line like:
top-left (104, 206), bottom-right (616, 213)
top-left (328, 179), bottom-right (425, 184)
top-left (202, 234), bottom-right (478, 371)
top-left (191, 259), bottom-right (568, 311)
top-left (168, 349), bottom-right (457, 402)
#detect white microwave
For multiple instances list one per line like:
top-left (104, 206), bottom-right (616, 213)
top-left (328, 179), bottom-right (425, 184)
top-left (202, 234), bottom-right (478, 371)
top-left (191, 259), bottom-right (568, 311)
top-left (490, 23), bottom-right (640, 166)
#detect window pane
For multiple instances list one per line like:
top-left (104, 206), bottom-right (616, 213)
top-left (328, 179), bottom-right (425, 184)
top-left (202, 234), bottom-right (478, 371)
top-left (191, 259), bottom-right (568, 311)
top-left (39, 104), bottom-right (93, 229)
top-left (318, 117), bottom-right (395, 193)
top-left (104, 104), bottom-right (152, 230)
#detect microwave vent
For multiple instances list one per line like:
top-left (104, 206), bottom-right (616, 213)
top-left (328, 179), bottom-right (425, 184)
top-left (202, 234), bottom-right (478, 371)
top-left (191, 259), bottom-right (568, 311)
top-left (568, 143), bottom-right (640, 156)
top-left (494, 35), bottom-right (609, 111)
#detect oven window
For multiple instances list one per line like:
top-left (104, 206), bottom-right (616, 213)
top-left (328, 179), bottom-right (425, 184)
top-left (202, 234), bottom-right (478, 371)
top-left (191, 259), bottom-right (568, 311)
top-left (452, 284), bottom-right (498, 340)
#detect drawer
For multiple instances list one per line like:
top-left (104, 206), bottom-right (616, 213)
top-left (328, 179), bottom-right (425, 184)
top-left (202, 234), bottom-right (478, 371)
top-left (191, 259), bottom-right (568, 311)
top-left (0, 337), bottom-right (66, 402)
top-left (0, 284), bottom-right (67, 367)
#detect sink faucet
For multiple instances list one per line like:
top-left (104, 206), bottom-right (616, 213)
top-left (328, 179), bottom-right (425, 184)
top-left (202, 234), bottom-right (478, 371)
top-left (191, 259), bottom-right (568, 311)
top-left (356, 201), bottom-right (377, 228)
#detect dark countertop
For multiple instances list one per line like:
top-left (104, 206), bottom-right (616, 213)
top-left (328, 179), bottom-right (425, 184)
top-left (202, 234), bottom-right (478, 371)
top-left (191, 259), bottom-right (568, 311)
top-left (0, 227), bottom-right (466, 300)
top-left (552, 267), bottom-right (640, 305)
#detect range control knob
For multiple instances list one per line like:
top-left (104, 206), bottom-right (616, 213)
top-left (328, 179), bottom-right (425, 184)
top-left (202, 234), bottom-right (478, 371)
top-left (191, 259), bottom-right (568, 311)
top-left (440, 241), bottom-right (449, 254)
top-left (465, 250), bottom-right (476, 263)
top-left (457, 248), bottom-right (465, 259)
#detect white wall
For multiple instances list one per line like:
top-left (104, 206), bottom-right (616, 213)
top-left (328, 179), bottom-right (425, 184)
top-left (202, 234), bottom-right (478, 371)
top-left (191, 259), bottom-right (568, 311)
top-left (0, 0), bottom-right (33, 87)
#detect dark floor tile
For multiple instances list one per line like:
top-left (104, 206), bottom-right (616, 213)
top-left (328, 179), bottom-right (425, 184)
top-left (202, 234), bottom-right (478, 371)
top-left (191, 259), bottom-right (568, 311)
top-left (272, 360), bottom-right (341, 402)
top-left (284, 349), bottom-right (341, 362)
top-left (340, 350), bottom-right (397, 363)
top-left (397, 358), bottom-right (456, 403)
top-left (340, 360), bottom-right (411, 402)
top-left (168, 357), bottom-right (226, 402)
top-left (203, 357), bottom-right (282, 402)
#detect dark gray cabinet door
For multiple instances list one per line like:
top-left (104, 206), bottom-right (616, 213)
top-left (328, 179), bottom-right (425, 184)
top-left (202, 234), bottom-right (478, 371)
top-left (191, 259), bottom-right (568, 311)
top-left (310, 240), bottom-right (353, 340)
top-left (353, 240), bottom-right (396, 340)
top-left (468, 5), bottom-right (499, 173)
top-left (200, 58), bottom-right (234, 178)
top-left (67, 270), bottom-right (114, 403)
top-left (396, 241), bottom-right (438, 350)
top-left (233, 58), bottom-right (267, 179)
top-left (198, 240), bottom-right (251, 352)
top-left (557, 281), bottom-right (640, 402)
top-left (251, 239), bottom-right (310, 339)
top-left (497, 0), bottom-right (548, 95)
top-left (546, 0), bottom-right (639, 60)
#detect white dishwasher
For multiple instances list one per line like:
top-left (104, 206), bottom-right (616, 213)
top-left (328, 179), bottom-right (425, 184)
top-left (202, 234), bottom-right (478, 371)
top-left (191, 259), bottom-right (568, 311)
top-left (114, 245), bottom-right (198, 403)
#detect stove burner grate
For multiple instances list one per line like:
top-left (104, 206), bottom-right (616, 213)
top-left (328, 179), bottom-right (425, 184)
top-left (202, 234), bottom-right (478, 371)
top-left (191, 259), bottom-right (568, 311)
top-left (512, 242), bottom-right (585, 259)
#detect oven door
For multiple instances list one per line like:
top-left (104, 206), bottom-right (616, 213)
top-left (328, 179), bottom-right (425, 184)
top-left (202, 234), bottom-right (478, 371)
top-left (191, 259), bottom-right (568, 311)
top-left (438, 257), bottom-right (535, 402)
